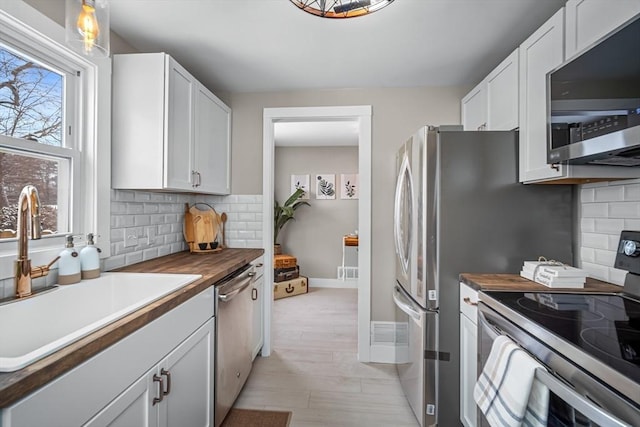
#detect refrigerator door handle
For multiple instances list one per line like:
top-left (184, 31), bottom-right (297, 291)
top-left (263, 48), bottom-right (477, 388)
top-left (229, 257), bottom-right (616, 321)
top-left (394, 154), bottom-right (413, 276)
top-left (393, 286), bottom-right (422, 322)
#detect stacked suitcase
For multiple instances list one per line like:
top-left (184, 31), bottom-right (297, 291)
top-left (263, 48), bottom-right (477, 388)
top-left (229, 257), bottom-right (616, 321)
top-left (273, 254), bottom-right (308, 299)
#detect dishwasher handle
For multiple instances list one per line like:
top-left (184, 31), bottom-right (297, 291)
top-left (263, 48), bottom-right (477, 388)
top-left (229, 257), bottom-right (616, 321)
top-left (218, 276), bottom-right (252, 302)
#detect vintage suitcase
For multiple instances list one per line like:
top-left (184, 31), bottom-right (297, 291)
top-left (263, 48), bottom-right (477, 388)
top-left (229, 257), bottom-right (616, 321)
top-left (274, 265), bottom-right (300, 283)
top-left (273, 276), bottom-right (308, 300)
top-left (273, 254), bottom-right (297, 269)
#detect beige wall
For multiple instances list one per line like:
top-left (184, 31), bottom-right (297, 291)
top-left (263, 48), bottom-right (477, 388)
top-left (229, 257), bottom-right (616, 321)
top-left (231, 87), bottom-right (466, 320)
top-left (275, 146), bottom-right (358, 279)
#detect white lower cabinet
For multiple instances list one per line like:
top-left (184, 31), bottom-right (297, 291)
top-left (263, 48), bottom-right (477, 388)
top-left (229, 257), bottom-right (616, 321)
top-left (459, 283), bottom-right (479, 427)
top-left (1, 287), bottom-right (215, 427)
top-left (86, 318), bottom-right (215, 427)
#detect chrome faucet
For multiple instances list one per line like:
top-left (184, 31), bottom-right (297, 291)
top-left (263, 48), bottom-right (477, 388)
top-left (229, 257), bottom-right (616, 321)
top-left (14, 185), bottom-right (58, 298)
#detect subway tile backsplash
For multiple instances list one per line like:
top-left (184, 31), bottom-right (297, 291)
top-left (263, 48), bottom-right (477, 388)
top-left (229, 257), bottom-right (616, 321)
top-left (106, 191), bottom-right (263, 271)
top-left (579, 178), bottom-right (640, 285)
top-left (0, 192), bottom-right (263, 297)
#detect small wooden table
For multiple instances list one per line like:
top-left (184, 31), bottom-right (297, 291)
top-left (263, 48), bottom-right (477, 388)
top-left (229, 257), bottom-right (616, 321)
top-left (341, 235), bottom-right (358, 280)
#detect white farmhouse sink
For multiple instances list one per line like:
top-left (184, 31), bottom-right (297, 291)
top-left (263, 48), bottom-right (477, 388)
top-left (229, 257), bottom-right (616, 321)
top-left (0, 272), bottom-right (202, 372)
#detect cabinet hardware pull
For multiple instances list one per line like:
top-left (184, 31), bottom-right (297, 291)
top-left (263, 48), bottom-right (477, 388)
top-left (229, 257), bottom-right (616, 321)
top-left (463, 297), bottom-right (478, 306)
top-left (252, 287), bottom-right (258, 300)
top-left (191, 170), bottom-right (198, 188)
top-left (256, 263), bottom-right (263, 267)
top-left (152, 374), bottom-right (164, 405)
top-left (550, 163), bottom-right (560, 171)
top-left (161, 368), bottom-right (172, 396)
top-left (196, 171), bottom-right (202, 187)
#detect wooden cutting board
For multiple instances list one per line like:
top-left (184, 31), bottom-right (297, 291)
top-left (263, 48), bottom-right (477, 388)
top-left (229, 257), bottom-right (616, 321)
top-left (184, 203), bottom-right (223, 252)
top-left (191, 205), bottom-right (219, 245)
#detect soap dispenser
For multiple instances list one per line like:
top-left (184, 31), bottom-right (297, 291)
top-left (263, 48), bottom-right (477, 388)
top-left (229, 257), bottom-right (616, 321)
top-left (80, 233), bottom-right (101, 279)
top-left (58, 235), bottom-right (81, 285)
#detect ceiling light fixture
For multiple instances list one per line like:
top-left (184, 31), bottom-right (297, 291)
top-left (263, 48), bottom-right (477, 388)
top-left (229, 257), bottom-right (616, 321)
top-left (65, 0), bottom-right (110, 57)
top-left (290, 0), bottom-right (394, 19)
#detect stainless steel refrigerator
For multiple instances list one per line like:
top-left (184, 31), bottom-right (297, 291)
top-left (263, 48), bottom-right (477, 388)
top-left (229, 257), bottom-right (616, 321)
top-left (393, 126), bottom-right (574, 427)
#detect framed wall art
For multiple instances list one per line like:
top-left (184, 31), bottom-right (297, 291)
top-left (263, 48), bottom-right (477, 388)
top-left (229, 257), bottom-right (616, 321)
top-left (290, 174), bottom-right (310, 199)
top-left (315, 174), bottom-right (336, 199)
top-left (340, 173), bottom-right (359, 199)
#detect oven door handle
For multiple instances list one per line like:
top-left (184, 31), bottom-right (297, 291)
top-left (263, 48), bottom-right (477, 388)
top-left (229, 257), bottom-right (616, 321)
top-left (534, 369), bottom-right (632, 427)
top-left (478, 308), bottom-right (501, 341)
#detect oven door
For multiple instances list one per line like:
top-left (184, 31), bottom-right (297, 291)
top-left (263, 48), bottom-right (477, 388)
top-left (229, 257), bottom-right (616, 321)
top-left (478, 303), bottom-right (637, 427)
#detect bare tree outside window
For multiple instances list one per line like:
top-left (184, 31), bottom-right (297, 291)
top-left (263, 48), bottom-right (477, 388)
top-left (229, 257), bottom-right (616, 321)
top-left (0, 46), bottom-right (64, 236)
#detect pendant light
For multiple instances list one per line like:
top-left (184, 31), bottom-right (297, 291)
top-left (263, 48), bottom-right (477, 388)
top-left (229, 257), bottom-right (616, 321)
top-left (290, 0), bottom-right (394, 18)
top-left (65, 0), bottom-right (110, 57)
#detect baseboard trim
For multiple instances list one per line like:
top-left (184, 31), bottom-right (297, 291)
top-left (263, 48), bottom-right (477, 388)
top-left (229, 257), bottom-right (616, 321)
top-left (308, 278), bottom-right (357, 289)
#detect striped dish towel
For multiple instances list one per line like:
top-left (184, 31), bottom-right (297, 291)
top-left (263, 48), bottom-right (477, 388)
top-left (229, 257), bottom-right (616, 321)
top-left (474, 335), bottom-right (549, 427)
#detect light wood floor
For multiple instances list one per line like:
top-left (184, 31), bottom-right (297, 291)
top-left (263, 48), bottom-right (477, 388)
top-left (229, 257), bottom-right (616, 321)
top-left (234, 287), bottom-right (420, 427)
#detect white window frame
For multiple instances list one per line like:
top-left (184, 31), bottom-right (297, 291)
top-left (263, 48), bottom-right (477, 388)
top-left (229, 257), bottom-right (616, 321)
top-left (0, 2), bottom-right (111, 281)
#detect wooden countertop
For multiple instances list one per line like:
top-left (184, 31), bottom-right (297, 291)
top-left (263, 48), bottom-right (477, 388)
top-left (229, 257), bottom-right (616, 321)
top-left (0, 248), bottom-right (263, 408)
top-left (460, 273), bottom-right (623, 293)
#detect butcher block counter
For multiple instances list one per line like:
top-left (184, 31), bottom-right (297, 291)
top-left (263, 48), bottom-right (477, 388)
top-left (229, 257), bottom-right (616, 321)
top-left (0, 248), bottom-right (263, 408)
top-left (460, 273), bottom-right (623, 293)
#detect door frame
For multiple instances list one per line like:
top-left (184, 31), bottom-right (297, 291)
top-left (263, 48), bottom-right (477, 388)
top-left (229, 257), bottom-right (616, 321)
top-left (262, 105), bottom-right (372, 361)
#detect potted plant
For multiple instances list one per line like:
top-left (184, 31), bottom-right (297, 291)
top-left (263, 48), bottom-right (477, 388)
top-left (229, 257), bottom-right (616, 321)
top-left (274, 188), bottom-right (310, 254)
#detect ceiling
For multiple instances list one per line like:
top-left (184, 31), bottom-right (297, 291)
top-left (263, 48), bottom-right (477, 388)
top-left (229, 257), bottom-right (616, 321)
top-left (109, 0), bottom-right (567, 95)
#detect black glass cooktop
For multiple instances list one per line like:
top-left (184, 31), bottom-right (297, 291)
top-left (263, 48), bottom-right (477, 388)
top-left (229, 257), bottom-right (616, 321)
top-left (484, 291), bottom-right (640, 384)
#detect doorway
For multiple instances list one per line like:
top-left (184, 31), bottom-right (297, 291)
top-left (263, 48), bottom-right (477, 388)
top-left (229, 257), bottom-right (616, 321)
top-left (262, 106), bottom-right (372, 361)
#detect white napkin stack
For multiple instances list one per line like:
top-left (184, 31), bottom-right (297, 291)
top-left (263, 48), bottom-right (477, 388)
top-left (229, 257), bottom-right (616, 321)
top-left (520, 261), bottom-right (588, 288)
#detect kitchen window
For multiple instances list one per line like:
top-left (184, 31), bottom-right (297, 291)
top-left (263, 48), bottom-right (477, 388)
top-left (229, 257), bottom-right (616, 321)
top-left (0, 41), bottom-right (79, 239)
top-left (0, 3), bottom-right (111, 266)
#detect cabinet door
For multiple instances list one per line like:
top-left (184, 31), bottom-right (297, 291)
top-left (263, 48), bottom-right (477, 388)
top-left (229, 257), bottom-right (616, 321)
top-left (160, 318), bottom-right (215, 427)
top-left (460, 312), bottom-right (478, 427)
top-left (165, 57), bottom-right (196, 191)
top-left (194, 84), bottom-right (231, 195)
top-left (486, 49), bottom-right (519, 131)
top-left (251, 275), bottom-right (264, 360)
top-left (565, 0), bottom-right (640, 59)
top-left (84, 373), bottom-right (157, 427)
top-left (518, 8), bottom-right (565, 183)
top-left (461, 82), bottom-right (487, 131)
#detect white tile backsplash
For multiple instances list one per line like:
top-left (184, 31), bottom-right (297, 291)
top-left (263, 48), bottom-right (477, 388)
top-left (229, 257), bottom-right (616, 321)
top-left (578, 180), bottom-right (640, 285)
top-left (106, 191), bottom-right (264, 271)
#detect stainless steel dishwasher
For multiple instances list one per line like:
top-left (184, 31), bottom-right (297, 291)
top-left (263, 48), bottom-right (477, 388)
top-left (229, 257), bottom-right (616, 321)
top-left (215, 263), bottom-right (255, 427)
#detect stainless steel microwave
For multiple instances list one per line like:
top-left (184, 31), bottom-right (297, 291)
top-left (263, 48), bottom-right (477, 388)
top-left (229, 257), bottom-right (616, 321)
top-left (547, 14), bottom-right (640, 166)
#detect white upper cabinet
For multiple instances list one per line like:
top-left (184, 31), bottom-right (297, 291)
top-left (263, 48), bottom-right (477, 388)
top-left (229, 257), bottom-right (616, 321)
top-left (194, 84), bottom-right (231, 195)
top-left (461, 49), bottom-right (518, 131)
top-left (461, 82), bottom-right (487, 131)
top-left (518, 9), bottom-right (566, 183)
top-left (518, 6), bottom-right (640, 183)
top-left (486, 49), bottom-right (519, 131)
top-left (565, 0), bottom-right (640, 59)
top-left (112, 53), bottom-right (231, 195)
top-left (165, 58), bottom-right (196, 191)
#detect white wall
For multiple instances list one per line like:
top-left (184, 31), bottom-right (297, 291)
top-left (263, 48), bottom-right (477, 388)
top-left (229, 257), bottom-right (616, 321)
top-left (275, 146), bottom-right (358, 279)
top-left (578, 179), bottom-right (640, 285)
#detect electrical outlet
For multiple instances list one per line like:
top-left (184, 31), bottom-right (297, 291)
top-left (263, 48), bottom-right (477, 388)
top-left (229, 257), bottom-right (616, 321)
top-left (124, 231), bottom-right (138, 247)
